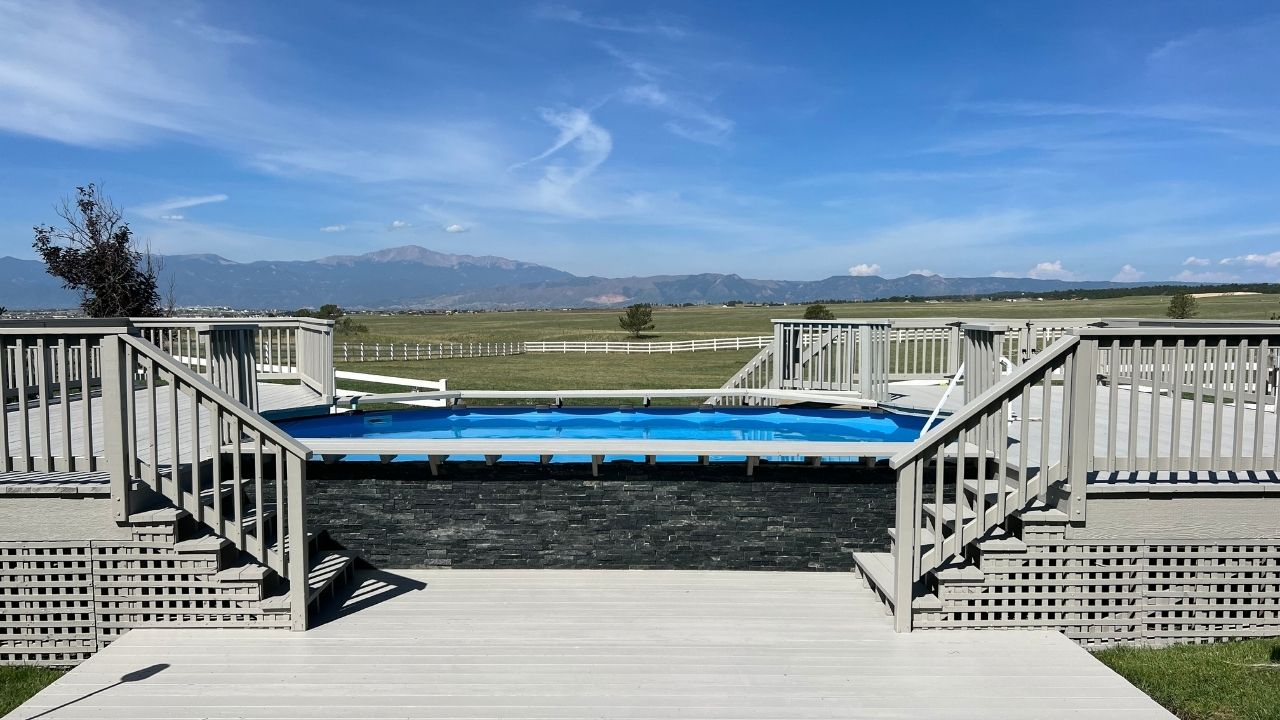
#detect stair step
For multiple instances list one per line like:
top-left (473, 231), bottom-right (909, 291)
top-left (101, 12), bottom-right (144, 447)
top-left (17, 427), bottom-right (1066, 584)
top-left (1020, 507), bottom-right (1070, 525)
top-left (265, 530), bottom-right (320, 557)
top-left (173, 536), bottom-right (231, 554)
top-left (850, 551), bottom-right (896, 611)
top-left (887, 526), bottom-right (936, 549)
top-left (213, 563), bottom-right (273, 583)
top-left (262, 551), bottom-right (357, 613)
top-left (127, 507), bottom-right (189, 524)
top-left (977, 533), bottom-right (1028, 553)
top-left (935, 561), bottom-right (985, 584)
top-left (912, 592), bottom-right (943, 611)
top-left (962, 477), bottom-right (1019, 496)
top-left (922, 502), bottom-right (977, 524)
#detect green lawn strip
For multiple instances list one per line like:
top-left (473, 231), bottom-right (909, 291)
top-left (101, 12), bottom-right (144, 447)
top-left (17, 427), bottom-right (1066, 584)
top-left (333, 350), bottom-right (762, 408)
top-left (1094, 638), bottom-right (1280, 720)
top-left (0, 665), bottom-right (65, 716)
top-left (340, 294), bottom-right (1280, 345)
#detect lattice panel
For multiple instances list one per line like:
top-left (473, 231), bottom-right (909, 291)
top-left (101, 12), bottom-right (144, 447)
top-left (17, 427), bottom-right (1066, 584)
top-left (92, 542), bottom-right (289, 643)
top-left (0, 542), bottom-right (98, 665)
top-left (914, 523), bottom-right (1280, 647)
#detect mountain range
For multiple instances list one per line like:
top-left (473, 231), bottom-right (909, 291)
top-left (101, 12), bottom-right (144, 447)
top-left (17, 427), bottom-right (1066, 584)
top-left (1, 245), bottom-right (1175, 310)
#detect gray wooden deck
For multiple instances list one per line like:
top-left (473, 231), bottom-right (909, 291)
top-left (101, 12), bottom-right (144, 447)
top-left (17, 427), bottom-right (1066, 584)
top-left (5, 569), bottom-right (1173, 719)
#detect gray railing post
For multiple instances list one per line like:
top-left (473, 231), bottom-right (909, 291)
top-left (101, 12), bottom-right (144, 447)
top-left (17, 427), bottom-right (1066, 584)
top-left (286, 452), bottom-right (310, 631)
top-left (1067, 336), bottom-right (1096, 523)
top-left (892, 459), bottom-right (919, 632)
top-left (100, 333), bottom-right (134, 522)
top-left (947, 323), bottom-right (961, 374)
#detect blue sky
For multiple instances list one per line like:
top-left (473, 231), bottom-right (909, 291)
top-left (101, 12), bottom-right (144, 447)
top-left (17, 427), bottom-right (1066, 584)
top-left (1, 1), bottom-right (1279, 282)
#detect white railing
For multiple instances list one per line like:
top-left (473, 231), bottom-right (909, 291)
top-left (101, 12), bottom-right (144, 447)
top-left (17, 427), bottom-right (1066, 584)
top-left (337, 341), bottom-right (523, 362)
top-left (524, 336), bottom-right (772, 354)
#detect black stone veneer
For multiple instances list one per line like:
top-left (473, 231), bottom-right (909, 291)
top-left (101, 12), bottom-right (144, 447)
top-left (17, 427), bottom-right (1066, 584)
top-left (307, 462), bottom-right (895, 571)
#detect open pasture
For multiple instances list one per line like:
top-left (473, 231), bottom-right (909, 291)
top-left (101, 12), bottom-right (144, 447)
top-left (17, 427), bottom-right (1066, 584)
top-left (348, 294), bottom-right (1280, 344)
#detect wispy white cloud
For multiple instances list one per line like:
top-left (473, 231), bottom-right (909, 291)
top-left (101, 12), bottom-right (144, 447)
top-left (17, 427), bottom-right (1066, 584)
top-left (444, 223), bottom-right (468, 233)
top-left (620, 83), bottom-right (733, 146)
top-left (1183, 256), bottom-right (1211, 266)
top-left (389, 219), bottom-right (411, 230)
top-left (908, 269), bottom-right (938, 277)
top-left (512, 107), bottom-right (613, 216)
top-left (1027, 260), bottom-right (1077, 280)
top-left (135, 193), bottom-right (228, 219)
top-left (866, 211), bottom-right (1038, 250)
top-left (319, 225), bottom-right (346, 233)
top-left (995, 260), bottom-right (1079, 281)
top-left (1220, 251), bottom-right (1280, 268)
top-left (537, 4), bottom-right (688, 39)
top-left (602, 43), bottom-right (734, 146)
top-left (848, 263), bottom-right (881, 277)
top-left (1111, 264), bottom-right (1144, 282)
top-left (1174, 269), bottom-right (1239, 282)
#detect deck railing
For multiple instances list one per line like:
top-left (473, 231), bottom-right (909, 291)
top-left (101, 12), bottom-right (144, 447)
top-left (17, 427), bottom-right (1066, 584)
top-left (886, 323), bottom-right (1280, 631)
top-left (1, 321), bottom-right (127, 473)
top-left (107, 333), bottom-right (311, 629)
top-left (773, 320), bottom-right (892, 402)
top-left (134, 317), bottom-right (335, 406)
top-left (2, 317), bottom-right (325, 631)
top-left (710, 343), bottom-right (778, 405)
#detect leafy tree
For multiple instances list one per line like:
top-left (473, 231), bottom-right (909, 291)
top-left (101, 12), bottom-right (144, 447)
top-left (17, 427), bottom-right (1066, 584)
top-left (334, 316), bottom-right (368, 335)
top-left (1166, 293), bottom-right (1198, 320)
top-left (618, 303), bottom-right (655, 337)
top-left (33, 184), bottom-right (161, 317)
top-left (803, 303), bottom-right (836, 320)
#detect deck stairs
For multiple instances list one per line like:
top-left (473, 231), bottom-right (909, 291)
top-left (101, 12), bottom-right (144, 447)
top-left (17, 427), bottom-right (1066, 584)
top-left (850, 465), bottom-right (1059, 621)
top-left (110, 474), bottom-right (357, 639)
top-left (850, 334), bottom-right (1083, 630)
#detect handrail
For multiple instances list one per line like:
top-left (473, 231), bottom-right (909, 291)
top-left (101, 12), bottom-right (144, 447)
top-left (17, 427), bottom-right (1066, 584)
top-left (120, 335), bottom-right (310, 457)
top-left (890, 335), bottom-right (1080, 470)
top-left (114, 333), bottom-right (311, 630)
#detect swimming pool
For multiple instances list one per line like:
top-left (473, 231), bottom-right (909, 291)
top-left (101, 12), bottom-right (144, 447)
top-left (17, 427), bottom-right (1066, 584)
top-left (278, 406), bottom-right (929, 464)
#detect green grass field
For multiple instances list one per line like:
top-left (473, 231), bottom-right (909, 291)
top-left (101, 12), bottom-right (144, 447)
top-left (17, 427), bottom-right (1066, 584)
top-left (342, 294), bottom-right (1280, 345)
top-left (331, 293), bottom-right (1280, 394)
top-left (1095, 638), bottom-right (1280, 720)
top-left (0, 666), bottom-right (63, 716)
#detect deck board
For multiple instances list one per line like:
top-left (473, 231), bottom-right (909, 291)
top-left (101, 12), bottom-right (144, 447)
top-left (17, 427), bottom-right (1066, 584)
top-left (3, 569), bottom-right (1174, 719)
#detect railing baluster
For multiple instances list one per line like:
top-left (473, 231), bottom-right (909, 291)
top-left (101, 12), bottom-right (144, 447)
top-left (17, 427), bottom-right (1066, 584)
top-left (1211, 339), bottom-right (1225, 467)
top-left (1252, 341), bottom-right (1268, 471)
top-left (1232, 339), bottom-right (1247, 465)
top-left (1191, 340), bottom-right (1205, 470)
top-left (35, 338), bottom-right (52, 472)
top-left (1170, 340), bottom-right (1184, 470)
top-left (56, 339), bottom-right (72, 471)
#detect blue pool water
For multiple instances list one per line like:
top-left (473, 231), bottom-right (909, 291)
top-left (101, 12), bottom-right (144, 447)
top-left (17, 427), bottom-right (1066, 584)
top-left (278, 407), bottom-right (928, 464)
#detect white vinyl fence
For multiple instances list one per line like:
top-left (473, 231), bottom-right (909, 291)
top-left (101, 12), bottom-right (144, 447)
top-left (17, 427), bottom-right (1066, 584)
top-left (337, 336), bottom-right (773, 361)
top-left (338, 342), bottom-right (523, 362)
top-left (523, 336), bottom-right (772, 354)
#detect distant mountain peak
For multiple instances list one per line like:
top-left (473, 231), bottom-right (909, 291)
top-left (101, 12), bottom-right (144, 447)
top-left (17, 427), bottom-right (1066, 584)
top-left (317, 244), bottom-right (535, 271)
top-left (166, 253), bottom-right (239, 265)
